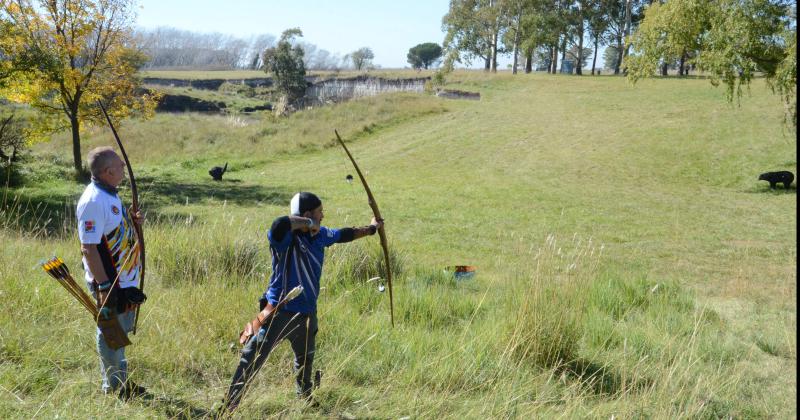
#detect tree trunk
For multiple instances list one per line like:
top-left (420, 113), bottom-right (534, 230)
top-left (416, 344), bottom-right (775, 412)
top-left (490, 0), bottom-right (499, 73)
top-left (614, 34), bottom-right (623, 74)
top-left (591, 37), bottom-right (599, 75)
top-left (490, 30), bottom-right (499, 72)
top-left (70, 112), bottom-right (82, 176)
top-left (524, 47), bottom-right (533, 73)
top-left (576, 5), bottom-right (584, 75)
top-left (484, 56), bottom-right (491, 71)
top-left (679, 49), bottom-right (687, 76)
top-left (551, 45), bottom-right (558, 73)
top-left (622, 0), bottom-right (633, 74)
top-left (559, 36), bottom-right (567, 73)
top-left (576, 31), bottom-right (584, 75)
top-left (511, 15), bottom-right (521, 74)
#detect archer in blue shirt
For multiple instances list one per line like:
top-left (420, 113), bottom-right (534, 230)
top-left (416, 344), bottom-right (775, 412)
top-left (222, 192), bottom-right (383, 412)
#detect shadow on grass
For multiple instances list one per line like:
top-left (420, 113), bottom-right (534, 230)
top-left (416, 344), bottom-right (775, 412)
top-left (562, 358), bottom-right (653, 397)
top-left (1, 176), bottom-right (293, 237)
top-left (136, 175), bottom-right (293, 209)
top-left (745, 184), bottom-right (796, 194)
top-left (0, 190), bottom-right (75, 237)
top-left (139, 392), bottom-right (211, 419)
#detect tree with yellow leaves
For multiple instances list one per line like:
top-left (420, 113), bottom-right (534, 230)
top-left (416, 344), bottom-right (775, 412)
top-left (0, 0), bottom-right (158, 177)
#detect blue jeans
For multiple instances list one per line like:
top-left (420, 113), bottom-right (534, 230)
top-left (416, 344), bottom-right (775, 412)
top-left (96, 310), bottom-right (135, 393)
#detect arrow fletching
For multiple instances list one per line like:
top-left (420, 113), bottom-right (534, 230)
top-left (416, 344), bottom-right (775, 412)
top-left (286, 286), bottom-right (303, 301)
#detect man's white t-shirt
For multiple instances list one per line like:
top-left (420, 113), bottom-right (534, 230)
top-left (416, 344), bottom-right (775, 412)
top-left (76, 182), bottom-right (141, 290)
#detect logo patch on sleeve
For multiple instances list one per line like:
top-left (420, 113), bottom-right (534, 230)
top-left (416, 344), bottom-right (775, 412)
top-left (327, 229), bottom-right (334, 238)
top-left (111, 205), bottom-right (120, 215)
top-left (84, 220), bottom-right (95, 233)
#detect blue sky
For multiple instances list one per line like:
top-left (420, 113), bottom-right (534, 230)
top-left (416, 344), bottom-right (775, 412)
top-left (135, 0), bottom-right (455, 69)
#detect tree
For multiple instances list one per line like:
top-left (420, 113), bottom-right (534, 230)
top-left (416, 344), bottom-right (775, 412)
top-left (347, 47), bottom-right (374, 71)
top-left (0, 114), bottom-right (25, 164)
top-left (528, 0), bottom-right (571, 74)
top-left (407, 42), bottom-right (443, 69)
top-left (586, 0), bottom-right (611, 75)
top-left (442, 0), bottom-right (506, 72)
top-left (500, 0), bottom-right (536, 74)
top-left (0, 19), bottom-right (21, 86)
top-left (1, 0), bottom-right (157, 176)
top-left (603, 0), bottom-right (646, 74)
top-left (247, 34), bottom-right (276, 69)
top-left (262, 28), bottom-right (307, 104)
top-left (566, 45), bottom-right (593, 71)
top-left (603, 45), bottom-right (620, 70)
top-left (627, 0), bottom-right (796, 126)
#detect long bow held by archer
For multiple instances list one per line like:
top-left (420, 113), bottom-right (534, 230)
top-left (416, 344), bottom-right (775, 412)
top-left (334, 130), bottom-right (394, 327)
top-left (97, 100), bottom-right (146, 334)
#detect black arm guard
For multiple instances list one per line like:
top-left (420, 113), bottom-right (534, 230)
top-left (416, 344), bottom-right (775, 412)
top-left (270, 216), bottom-right (292, 242)
top-left (337, 227), bottom-right (355, 243)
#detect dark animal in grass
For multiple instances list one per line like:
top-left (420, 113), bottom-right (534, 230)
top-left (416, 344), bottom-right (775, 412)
top-left (758, 171), bottom-right (794, 189)
top-left (209, 162), bottom-right (228, 181)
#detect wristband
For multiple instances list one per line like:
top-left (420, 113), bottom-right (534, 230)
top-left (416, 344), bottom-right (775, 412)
top-left (97, 280), bottom-right (112, 291)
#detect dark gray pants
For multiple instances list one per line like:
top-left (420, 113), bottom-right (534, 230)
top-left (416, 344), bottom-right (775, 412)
top-left (224, 310), bottom-right (318, 410)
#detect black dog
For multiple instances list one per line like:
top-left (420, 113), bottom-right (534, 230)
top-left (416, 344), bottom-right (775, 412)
top-left (758, 171), bottom-right (794, 189)
top-left (209, 162), bottom-right (228, 181)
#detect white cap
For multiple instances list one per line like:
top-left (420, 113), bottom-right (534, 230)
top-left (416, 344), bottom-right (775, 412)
top-left (290, 193), bottom-right (302, 215)
top-left (289, 192), bottom-right (322, 216)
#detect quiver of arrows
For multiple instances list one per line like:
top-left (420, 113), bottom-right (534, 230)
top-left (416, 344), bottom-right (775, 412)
top-left (41, 257), bottom-right (131, 350)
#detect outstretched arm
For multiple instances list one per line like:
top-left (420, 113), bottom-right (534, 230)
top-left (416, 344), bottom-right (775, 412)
top-left (336, 217), bottom-right (384, 243)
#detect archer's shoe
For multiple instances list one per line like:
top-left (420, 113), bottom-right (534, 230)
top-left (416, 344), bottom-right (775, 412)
top-left (118, 381), bottom-right (148, 400)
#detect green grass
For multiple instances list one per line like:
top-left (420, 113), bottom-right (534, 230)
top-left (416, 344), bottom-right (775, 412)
top-left (1, 73), bottom-right (796, 418)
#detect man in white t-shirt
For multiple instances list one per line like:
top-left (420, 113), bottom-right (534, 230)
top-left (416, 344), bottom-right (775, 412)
top-left (76, 146), bottom-right (147, 399)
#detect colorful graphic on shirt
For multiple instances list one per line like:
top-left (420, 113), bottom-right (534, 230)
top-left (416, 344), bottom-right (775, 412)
top-left (103, 206), bottom-right (140, 284)
top-left (84, 220), bottom-right (95, 233)
top-left (111, 205), bottom-right (120, 215)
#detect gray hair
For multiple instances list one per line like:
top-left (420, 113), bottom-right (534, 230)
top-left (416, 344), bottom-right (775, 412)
top-left (87, 146), bottom-right (118, 178)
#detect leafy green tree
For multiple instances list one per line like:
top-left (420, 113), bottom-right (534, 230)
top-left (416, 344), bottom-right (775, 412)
top-left (500, 0), bottom-right (539, 74)
top-left (566, 45), bottom-right (593, 71)
top-left (263, 28), bottom-right (307, 103)
top-left (627, 0), bottom-right (796, 126)
top-left (347, 47), bottom-right (374, 71)
top-left (0, 0), bottom-right (158, 176)
top-left (407, 42), bottom-right (443, 69)
top-left (442, 0), bottom-right (506, 72)
top-left (624, 0), bottom-right (704, 77)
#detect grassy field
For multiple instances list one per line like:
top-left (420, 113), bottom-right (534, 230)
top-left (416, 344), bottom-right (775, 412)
top-left (1, 72), bottom-right (796, 418)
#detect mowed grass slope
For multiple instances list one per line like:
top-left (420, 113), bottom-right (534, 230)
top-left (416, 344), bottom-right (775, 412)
top-left (0, 73), bottom-right (795, 418)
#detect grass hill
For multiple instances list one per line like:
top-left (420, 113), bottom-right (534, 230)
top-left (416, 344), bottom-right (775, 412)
top-left (0, 72), bottom-right (795, 418)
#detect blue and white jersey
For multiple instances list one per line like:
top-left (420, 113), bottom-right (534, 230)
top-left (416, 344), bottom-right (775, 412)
top-left (264, 226), bottom-right (341, 313)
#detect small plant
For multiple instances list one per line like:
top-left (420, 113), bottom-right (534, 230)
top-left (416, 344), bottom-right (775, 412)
top-left (432, 70), bottom-right (447, 87)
